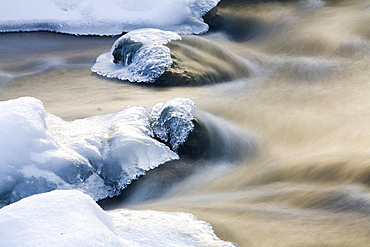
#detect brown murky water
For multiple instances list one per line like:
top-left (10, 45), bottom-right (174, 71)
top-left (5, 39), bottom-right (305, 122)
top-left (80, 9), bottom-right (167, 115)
top-left (1, 0), bottom-right (370, 246)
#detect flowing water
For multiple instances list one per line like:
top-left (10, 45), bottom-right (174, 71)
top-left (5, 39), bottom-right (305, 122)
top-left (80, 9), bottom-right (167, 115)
top-left (1, 0), bottom-right (370, 246)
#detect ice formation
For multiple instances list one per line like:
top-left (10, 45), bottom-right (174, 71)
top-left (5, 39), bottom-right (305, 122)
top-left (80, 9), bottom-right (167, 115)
top-left (0, 0), bottom-right (220, 35)
top-left (150, 98), bottom-right (196, 151)
top-left (0, 97), bottom-right (199, 207)
top-left (0, 97), bottom-right (184, 207)
top-left (0, 190), bottom-right (236, 246)
top-left (91, 29), bottom-right (181, 83)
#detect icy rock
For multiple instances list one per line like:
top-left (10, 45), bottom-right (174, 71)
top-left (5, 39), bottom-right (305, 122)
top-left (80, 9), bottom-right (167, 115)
top-left (0, 97), bottom-right (178, 207)
top-left (150, 98), bottom-right (196, 151)
top-left (92, 28), bottom-right (181, 83)
top-left (0, 0), bottom-right (220, 35)
top-left (92, 28), bottom-right (254, 85)
top-left (0, 190), bottom-right (237, 247)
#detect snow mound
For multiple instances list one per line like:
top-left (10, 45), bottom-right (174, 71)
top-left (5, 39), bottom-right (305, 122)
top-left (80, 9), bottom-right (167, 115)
top-left (0, 0), bottom-right (220, 35)
top-left (0, 190), bottom-right (236, 246)
top-left (0, 97), bottom-right (179, 207)
top-left (91, 29), bottom-right (181, 83)
top-left (0, 190), bottom-right (123, 246)
top-left (150, 98), bottom-right (196, 151)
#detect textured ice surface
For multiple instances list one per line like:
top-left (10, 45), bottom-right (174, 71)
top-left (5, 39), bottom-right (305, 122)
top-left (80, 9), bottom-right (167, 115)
top-left (91, 29), bottom-right (181, 83)
top-left (0, 190), bottom-right (236, 246)
top-left (0, 97), bottom-right (178, 207)
top-left (150, 98), bottom-right (196, 151)
top-left (0, 0), bottom-right (220, 35)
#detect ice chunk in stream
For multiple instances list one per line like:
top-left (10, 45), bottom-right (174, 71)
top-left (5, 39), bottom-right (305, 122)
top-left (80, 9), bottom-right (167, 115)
top-left (150, 98), bottom-right (196, 151)
top-left (0, 97), bottom-right (179, 207)
top-left (0, 0), bottom-right (220, 35)
top-left (0, 190), bottom-right (236, 246)
top-left (91, 28), bottom-right (181, 83)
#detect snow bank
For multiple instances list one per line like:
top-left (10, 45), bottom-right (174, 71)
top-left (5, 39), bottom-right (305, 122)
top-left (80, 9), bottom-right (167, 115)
top-left (0, 190), bottom-right (123, 246)
top-left (0, 0), bottom-right (220, 35)
top-left (0, 190), bottom-right (236, 246)
top-left (91, 29), bottom-right (181, 83)
top-left (0, 97), bottom-right (179, 207)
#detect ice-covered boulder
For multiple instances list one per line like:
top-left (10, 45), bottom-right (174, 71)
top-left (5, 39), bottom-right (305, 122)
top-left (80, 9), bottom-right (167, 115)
top-left (0, 96), bottom-right (256, 208)
top-left (0, 190), bottom-right (237, 246)
top-left (0, 0), bottom-right (220, 35)
top-left (91, 29), bottom-right (181, 83)
top-left (92, 30), bottom-right (254, 85)
top-left (0, 97), bottom-right (178, 207)
top-left (150, 98), bottom-right (196, 151)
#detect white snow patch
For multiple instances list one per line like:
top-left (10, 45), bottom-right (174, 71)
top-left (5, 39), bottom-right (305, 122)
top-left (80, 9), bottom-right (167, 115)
top-left (0, 190), bottom-right (237, 246)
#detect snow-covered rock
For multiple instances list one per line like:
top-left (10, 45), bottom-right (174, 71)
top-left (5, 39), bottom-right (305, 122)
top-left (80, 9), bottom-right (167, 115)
top-left (0, 97), bottom-right (179, 207)
top-left (150, 98), bottom-right (196, 151)
top-left (91, 29), bottom-right (181, 83)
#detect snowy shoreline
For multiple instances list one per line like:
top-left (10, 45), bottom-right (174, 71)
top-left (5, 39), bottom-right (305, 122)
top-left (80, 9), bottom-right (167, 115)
top-left (0, 0), bottom-right (220, 35)
top-left (0, 190), bottom-right (236, 246)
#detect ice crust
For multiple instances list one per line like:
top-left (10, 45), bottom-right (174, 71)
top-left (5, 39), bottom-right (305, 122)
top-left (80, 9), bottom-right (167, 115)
top-left (0, 0), bottom-right (220, 35)
top-left (150, 98), bottom-right (196, 151)
top-left (0, 97), bottom-right (184, 207)
top-left (91, 29), bottom-right (181, 83)
top-left (0, 190), bottom-right (236, 246)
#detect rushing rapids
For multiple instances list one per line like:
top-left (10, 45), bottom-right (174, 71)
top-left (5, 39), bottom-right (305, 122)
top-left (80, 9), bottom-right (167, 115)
top-left (1, 0), bottom-right (370, 246)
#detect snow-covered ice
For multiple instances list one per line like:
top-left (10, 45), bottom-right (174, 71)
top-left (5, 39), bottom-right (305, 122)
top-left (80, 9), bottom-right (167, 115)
top-left (150, 98), bottom-right (196, 151)
top-left (0, 97), bottom-right (203, 207)
top-left (91, 29), bottom-right (181, 83)
top-left (0, 0), bottom-right (220, 35)
top-left (0, 190), bottom-right (236, 246)
top-left (0, 97), bottom-right (181, 207)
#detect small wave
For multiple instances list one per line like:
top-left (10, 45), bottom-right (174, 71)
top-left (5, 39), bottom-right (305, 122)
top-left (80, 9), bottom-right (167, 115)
top-left (188, 110), bottom-right (259, 161)
top-left (157, 35), bottom-right (255, 85)
top-left (265, 56), bottom-right (346, 81)
top-left (296, 185), bottom-right (370, 215)
top-left (0, 71), bottom-right (13, 86)
top-left (1, 57), bottom-right (67, 79)
top-left (230, 183), bottom-right (370, 215)
top-left (204, 0), bottom-right (326, 42)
